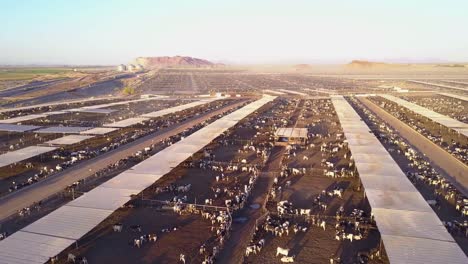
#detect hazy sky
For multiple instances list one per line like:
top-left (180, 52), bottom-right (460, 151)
top-left (2, 0), bottom-right (468, 65)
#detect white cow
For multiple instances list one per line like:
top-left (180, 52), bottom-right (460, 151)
top-left (344, 233), bottom-right (354, 242)
top-left (67, 253), bottom-right (76, 263)
top-left (276, 247), bottom-right (289, 257)
top-left (320, 220), bottom-right (326, 230)
top-left (299, 209), bottom-right (310, 216)
top-left (113, 224), bottom-right (123, 232)
top-left (245, 245), bottom-right (257, 256)
top-left (281, 256), bottom-right (295, 262)
top-left (333, 189), bottom-right (343, 198)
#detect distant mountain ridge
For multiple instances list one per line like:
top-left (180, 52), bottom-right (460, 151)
top-left (347, 60), bottom-right (389, 67)
top-left (135, 56), bottom-right (218, 68)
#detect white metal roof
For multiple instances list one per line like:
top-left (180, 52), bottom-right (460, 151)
top-left (0, 231), bottom-right (75, 264)
top-left (102, 117), bottom-right (150, 128)
top-left (381, 94), bottom-right (468, 137)
top-left (408, 80), bottom-right (468, 92)
top-left (44, 135), bottom-right (94, 145)
top-left (79, 127), bottom-right (118, 135)
top-left (303, 88), bottom-right (336, 95)
top-left (0, 114), bottom-right (48, 124)
top-left (100, 171), bottom-right (163, 191)
top-left (0, 146), bottom-right (57, 167)
top-left (79, 97), bottom-right (164, 110)
top-left (0, 124), bottom-right (41, 132)
top-left (381, 234), bottom-right (468, 264)
top-left (358, 174), bottom-right (416, 192)
top-left (0, 97), bottom-right (162, 125)
top-left (275, 127), bottom-right (308, 138)
top-left (67, 187), bottom-right (140, 211)
top-left (278, 89), bottom-right (308, 96)
top-left (21, 205), bottom-right (114, 240)
top-left (373, 208), bottom-right (454, 241)
top-left (69, 108), bottom-right (116, 114)
top-left (331, 95), bottom-right (467, 264)
top-left (263, 89), bottom-right (286, 95)
top-left (141, 99), bottom-right (217, 118)
top-left (0, 97), bottom-right (117, 114)
top-left (0, 95), bottom-right (277, 262)
top-left (35, 126), bottom-right (92, 134)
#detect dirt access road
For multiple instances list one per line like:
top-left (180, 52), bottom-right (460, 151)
top-left (0, 99), bottom-right (247, 222)
top-left (218, 99), bottom-right (305, 263)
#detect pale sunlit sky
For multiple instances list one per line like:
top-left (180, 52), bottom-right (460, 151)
top-left (1, 0), bottom-right (468, 65)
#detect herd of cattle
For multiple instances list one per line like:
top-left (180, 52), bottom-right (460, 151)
top-left (350, 97), bottom-right (468, 234)
top-left (368, 96), bottom-right (467, 164)
top-left (0, 90), bottom-right (466, 264)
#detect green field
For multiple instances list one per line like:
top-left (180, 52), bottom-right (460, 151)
top-left (0, 68), bottom-right (71, 81)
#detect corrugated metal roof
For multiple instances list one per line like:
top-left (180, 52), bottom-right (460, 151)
top-left (0, 124), bottom-right (41, 132)
top-left (103, 117), bottom-right (150, 128)
top-left (35, 126), bottom-right (92, 134)
top-left (275, 127), bottom-right (308, 138)
top-left (380, 94), bottom-right (468, 137)
top-left (45, 135), bottom-right (94, 145)
top-left (0, 95), bottom-right (276, 263)
top-left (0, 114), bottom-right (48, 124)
top-left (278, 89), bottom-right (308, 96)
top-left (382, 235), bottom-right (467, 264)
top-left (438, 92), bottom-right (468, 102)
top-left (141, 99), bottom-right (216, 118)
top-left (331, 95), bottom-right (467, 264)
top-left (21, 206), bottom-right (113, 240)
top-left (0, 231), bottom-right (74, 264)
top-left (80, 127), bottom-right (118, 135)
top-left (263, 89), bottom-right (286, 95)
top-left (0, 146), bottom-right (58, 167)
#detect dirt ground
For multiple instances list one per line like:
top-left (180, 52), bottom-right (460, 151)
top-left (0, 99), bottom-right (233, 196)
top-left (40, 100), bottom-right (277, 263)
top-left (2, 92), bottom-right (465, 263)
top-left (368, 96), bottom-right (467, 164)
top-left (244, 99), bottom-right (388, 264)
top-left (349, 96), bottom-right (468, 255)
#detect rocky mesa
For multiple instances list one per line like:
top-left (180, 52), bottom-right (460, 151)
top-left (134, 56), bottom-right (218, 68)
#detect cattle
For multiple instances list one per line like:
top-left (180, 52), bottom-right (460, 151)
top-left (293, 224), bottom-right (307, 234)
top-left (320, 220), bottom-right (326, 230)
top-left (176, 184), bottom-right (191, 193)
top-left (67, 253), bottom-right (76, 263)
top-left (298, 208), bottom-right (310, 216)
top-left (134, 238), bottom-right (142, 248)
top-left (113, 223), bottom-right (123, 232)
top-left (281, 256), bottom-right (295, 262)
top-left (291, 168), bottom-right (300, 175)
top-left (276, 246), bottom-right (290, 257)
top-left (245, 245), bottom-right (257, 256)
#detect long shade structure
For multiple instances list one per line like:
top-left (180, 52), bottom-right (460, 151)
top-left (0, 146), bottom-right (58, 167)
top-left (331, 95), bottom-right (467, 264)
top-left (0, 96), bottom-right (166, 124)
top-left (408, 80), bottom-right (468, 92)
top-left (437, 92), bottom-right (468, 102)
top-left (0, 95), bottom-right (275, 264)
top-left (380, 94), bottom-right (468, 137)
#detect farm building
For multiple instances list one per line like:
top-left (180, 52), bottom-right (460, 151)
top-left (274, 127), bottom-right (308, 146)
